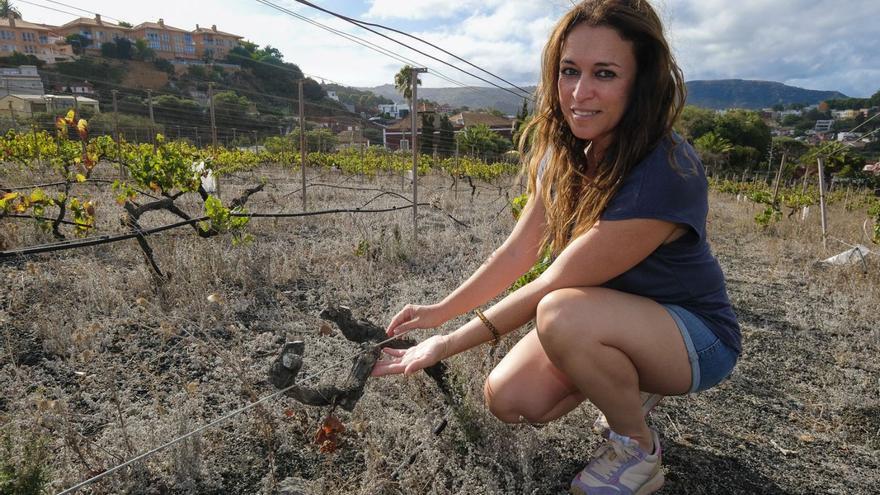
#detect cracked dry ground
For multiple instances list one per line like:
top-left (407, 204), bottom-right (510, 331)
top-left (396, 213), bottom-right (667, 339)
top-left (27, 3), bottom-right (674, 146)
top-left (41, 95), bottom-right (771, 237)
top-left (0, 170), bottom-right (877, 494)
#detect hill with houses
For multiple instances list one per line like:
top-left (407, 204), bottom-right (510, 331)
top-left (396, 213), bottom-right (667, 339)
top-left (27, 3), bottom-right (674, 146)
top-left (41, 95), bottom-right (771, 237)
top-left (365, 80), bottom-right (849, 114)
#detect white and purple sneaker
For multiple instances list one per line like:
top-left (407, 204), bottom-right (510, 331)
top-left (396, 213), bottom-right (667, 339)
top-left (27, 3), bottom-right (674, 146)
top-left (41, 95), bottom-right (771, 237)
top-left (570, 429), bottom-right (664, 495)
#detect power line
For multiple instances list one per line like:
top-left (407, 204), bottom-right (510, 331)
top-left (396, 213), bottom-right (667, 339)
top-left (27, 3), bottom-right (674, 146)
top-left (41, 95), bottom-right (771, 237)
top-left (252, 0), bottom-right (532, 104)
top-left (15, 0), bottom-right (80, 18)
top-left (276, 0), bottom-right (535, 102)
top-left (335, 10), bottom-right (534, 99)
top-left (39, 0), bottom-right (125, 24)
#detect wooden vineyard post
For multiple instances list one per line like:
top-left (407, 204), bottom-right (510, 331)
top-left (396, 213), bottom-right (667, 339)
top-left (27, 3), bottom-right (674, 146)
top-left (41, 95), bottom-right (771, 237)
top-left (31, 125), bottom-right (40, 168)
top-left (299, 79), bottom-right (307, 211)
top-left (147, 89), bottom-right (155, 147)
top-left (208, 83), bottom-right (221, 198)
top-left (410, 67), bottom-right (428, 242)
top-left (772, 153), bottom-right (787, 205)
top-left (454, 140), bottom-right (459, 201)
top-left (817, 157), bottom-right (828, 251)
top-left (111, 90), bottom-right (124, 178)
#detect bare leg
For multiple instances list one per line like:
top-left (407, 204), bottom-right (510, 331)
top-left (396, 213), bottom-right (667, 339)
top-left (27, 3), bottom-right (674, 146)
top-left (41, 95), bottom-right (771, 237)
top-left (535, 287), bottom-right (692, 451)
top-left (483, 329), bottom-right (585, 424)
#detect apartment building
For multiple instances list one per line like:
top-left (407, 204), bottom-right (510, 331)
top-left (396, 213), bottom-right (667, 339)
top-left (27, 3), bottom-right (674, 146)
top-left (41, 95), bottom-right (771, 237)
top-left (55, 15), bottom-right (131, 53)
top-left (5, 14), bottom-right (242, 63)
top-left (0, 16), bottom-right (74, 63)
top-left (192, 24), bottom-right (243, 61)
top-left (131, 19), bottom-right (198, 60)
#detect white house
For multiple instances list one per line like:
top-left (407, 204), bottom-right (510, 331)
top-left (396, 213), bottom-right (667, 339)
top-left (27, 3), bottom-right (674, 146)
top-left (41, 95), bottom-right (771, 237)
top-left (378, 103), bottom-right (410, 118)
top-left (0, 94), bottom-right (100, 118)
top-left (0, 65), bottom-right (44, 96)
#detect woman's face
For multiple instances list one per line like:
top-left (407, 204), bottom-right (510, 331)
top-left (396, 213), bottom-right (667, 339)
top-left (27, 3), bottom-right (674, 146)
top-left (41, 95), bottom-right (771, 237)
top-left (557, 23), bottom-right (637, 157)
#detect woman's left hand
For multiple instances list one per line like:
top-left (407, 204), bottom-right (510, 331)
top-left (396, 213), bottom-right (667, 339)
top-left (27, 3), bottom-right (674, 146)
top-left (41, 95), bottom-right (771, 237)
top-left (370, 335), bottom-right (449, 377)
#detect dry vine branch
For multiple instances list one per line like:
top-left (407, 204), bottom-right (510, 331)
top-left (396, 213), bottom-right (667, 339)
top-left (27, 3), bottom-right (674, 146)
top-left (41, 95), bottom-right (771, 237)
top-left (268, 305), bottom-right (453, 412)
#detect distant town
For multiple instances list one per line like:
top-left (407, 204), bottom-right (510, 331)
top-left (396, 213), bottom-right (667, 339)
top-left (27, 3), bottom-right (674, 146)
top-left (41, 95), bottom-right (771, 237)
top-left (0, 10), bottom-right (876, 175)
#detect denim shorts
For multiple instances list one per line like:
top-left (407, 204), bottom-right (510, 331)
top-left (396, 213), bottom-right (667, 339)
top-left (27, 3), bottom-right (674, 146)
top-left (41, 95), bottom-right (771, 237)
top-left (662, 304), bottom-right (739, 394)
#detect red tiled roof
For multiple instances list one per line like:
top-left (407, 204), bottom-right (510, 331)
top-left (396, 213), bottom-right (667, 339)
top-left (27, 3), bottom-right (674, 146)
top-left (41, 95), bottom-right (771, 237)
top-left (193, 26), bottom-right (243, 39)
top-left (0, 18), bottom-right (54, 31)
top-left (133, 21), bottom-right (189, 33)
top-left (449, 112), bottom-right (515, 128)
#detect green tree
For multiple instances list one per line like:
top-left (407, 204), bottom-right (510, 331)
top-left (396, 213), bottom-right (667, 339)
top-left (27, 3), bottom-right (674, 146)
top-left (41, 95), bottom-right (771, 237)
top-left (420, 113), bottom-right (436, 155)
top-left (212, 91), bottom-right (252, 123)
top-left (713, 110), bottom-right (772, 168)
top-left (115, 37), bottom-right (133, 59)
top-left (100, 41), bottom-right (118, 58)
top-left (133, 39), bottom-right (155, 61)
top-left (394, 65), bottom-right (422, 105)
top-left (0, 1), bottom-right (21, 19)
top-left (437, 114), bottom-right (455, 157)
top-left (676, 106), bottom-right (716, 141)
top-left (0, 52), bottom-right (44, 68)
top-left (118, 21), bottom-right (133, 28)
top-left (65, 34), bottom-right (91, 55)
top-left (457, 124), bottom-right (511, 157)
top-left (694, 132), bottom-right (733, 171)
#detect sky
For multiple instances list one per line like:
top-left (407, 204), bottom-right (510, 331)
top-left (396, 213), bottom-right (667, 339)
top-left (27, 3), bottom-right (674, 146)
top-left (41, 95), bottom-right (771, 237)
top-left (17, 0), bottom-right (880, 98)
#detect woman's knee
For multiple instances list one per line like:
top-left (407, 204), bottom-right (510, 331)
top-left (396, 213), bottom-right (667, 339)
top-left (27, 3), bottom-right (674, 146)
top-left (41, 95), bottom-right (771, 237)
top-left (536, 288), bottom-right (602, 351)
top-left (483, 373), bottom-right (542, 424)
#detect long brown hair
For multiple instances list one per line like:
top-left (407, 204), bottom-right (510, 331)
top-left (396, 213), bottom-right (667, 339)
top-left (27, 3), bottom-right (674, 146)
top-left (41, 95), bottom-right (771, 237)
top-left (520, 0), bottom-right (686, 256)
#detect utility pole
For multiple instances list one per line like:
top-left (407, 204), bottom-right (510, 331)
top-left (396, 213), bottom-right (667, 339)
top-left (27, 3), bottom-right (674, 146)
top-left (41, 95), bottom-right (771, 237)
top-left (111, 90), bottom-right (123, 177)
top-left (410, 67), bottom-right (428, 241)
top-left (208, 82), bottom-right (217, 148)
top-left (299, 79), bottom-right (307, 211)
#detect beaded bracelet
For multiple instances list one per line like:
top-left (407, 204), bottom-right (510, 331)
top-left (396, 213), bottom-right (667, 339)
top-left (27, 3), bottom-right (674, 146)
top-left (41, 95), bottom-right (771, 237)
top-left (475, 309), bottom-right (501, 346)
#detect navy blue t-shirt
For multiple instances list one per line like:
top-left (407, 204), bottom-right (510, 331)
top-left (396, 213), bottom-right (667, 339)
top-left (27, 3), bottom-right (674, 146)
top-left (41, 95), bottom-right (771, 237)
top-left (541, 136), bottom-right (741, 354)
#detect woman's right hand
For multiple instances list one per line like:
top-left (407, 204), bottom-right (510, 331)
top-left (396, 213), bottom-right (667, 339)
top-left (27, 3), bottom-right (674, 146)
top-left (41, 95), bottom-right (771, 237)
top-left (385, 304), bottom-right (448, 337)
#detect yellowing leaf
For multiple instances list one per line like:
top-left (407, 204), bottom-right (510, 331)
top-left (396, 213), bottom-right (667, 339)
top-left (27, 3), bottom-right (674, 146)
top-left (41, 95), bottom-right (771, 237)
top-left (75, 173), bottom-right (86, 183)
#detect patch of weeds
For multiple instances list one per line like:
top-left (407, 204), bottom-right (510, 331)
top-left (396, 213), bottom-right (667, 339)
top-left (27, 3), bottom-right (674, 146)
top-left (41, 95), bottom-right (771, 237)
top-left (0, 428), bottom-right (51, 495)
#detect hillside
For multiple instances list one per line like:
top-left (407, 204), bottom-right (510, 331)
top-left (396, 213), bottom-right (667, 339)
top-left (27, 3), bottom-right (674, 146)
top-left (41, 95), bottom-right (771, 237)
top-left (365, 84), bottom-right (536, 115)
top-left (686, 79), bottom-right (847, 110)
top-left (364, 79), bottom-right (848, 113)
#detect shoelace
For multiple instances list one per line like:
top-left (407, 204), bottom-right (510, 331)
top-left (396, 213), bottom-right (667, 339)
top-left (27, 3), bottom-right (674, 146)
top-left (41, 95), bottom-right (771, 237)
top-left (588, 434), bottom-right (638, 478)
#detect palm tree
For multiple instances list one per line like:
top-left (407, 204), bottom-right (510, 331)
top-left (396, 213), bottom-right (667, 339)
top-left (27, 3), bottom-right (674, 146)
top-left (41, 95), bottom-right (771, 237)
top-left (694, 132), bottom-right (733, 171)
top-left (0, 1), bottom-right (21, 19)
top-left (393, 65), bottom-right (421, 108)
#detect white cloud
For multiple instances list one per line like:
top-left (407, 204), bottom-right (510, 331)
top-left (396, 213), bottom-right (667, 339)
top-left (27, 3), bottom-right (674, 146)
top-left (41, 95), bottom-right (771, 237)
top-left (364, 0), bottom-right (487, 20)
top-left (14, 0), bottom-right (880, 96)
top-left (665, 0), bottom-right (880, 96)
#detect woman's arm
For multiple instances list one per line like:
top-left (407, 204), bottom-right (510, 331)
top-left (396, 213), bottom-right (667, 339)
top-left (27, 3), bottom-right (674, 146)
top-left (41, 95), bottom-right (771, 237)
top-left (442, 217), bottom-right (678, 356)
top-left (373, 217), bottom-right (681, 376)
top-left (383, 188), bottom-right (547, 337)
top-left (433, 190), bottom-right (547, 320)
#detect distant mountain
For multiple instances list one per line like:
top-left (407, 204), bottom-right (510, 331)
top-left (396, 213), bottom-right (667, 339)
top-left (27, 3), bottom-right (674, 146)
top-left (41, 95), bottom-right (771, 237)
top-left (685, 79), bottom-right (847, 110)
top-left (362, 79), bottom-right (847, 114)
top-left (364, 84), bottom-right (536, 115)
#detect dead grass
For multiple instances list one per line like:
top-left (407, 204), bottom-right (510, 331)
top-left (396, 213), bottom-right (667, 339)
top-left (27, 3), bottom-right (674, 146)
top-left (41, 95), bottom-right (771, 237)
top-left (1, 164), bottom-right (878, 494)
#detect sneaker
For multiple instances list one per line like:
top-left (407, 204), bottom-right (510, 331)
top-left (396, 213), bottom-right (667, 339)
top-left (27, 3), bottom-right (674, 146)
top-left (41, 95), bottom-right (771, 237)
top-left (593, 392), bottom-right (663, 438)
top-left (570, 429), bottom-right (664, 495)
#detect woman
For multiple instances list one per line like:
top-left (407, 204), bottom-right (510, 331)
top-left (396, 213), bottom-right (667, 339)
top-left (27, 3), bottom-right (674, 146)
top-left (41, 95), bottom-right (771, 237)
top-left (371, 1), bottom-right (741, 493)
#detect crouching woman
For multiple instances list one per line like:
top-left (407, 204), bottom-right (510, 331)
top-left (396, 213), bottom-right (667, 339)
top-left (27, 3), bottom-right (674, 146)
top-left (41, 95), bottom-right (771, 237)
top-left (371, 1), bottom-right (741, 493)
